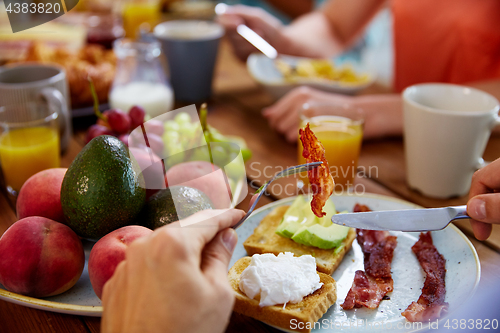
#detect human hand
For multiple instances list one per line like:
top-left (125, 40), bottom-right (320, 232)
top-left (216, 5), bottom-right (287, 61)
top-left (263, 87), bottom-right (405, 142)
top-left (467, 159), bottom-right (500, 240)
top-left (262, 86), bottom-right (353, 142)
top-left (101, 209), bottom-right (245, 333)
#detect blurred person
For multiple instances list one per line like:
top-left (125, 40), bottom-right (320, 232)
top-left (223, 0), bottom-right (315, 22)
top-left (218, 0), bottom-right (500, 142)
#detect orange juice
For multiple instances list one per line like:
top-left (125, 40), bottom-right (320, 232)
top-left (298, 116), bottom-right (363, 190)
top-left (0, 127), bottom-right (60, 192)
top-left (123, 2), bottom-right (161, 39)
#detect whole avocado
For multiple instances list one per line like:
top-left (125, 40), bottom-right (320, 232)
top-left (139, 186), bottom-right (213, 230)
top-left (61, 135), bottom-right (146, 239)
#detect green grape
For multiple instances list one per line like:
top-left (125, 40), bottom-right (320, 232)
top-left (174, 112), bottom-right (191, 125)
top-left (210, 145), bottom-right (227, 167)
top-left (169, 144), bottom-right (184, 155)
top-left (224, 160), bottom-right (245, 180)
top-left (164, 120), bottom-right (180, 133)
top-left (241, 148), bottom-right (252, 161)
top-left (163, 130), bottom-right (179, 141)
top-left (226, 135), bottom-right (252, 162)
top-left (178, 122), bottom-right (196, 140)
top-left (227, 151), bottom-right (239, 163)
top-left (210, 132), bottom-right (226, 142)
top-left (190, 147), bottom-right (211, 162)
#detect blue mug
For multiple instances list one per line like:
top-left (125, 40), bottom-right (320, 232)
top-left (154, 20), bottom-right (224, 103)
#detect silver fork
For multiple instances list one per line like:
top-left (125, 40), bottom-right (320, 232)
top-left (232, 162), bottom-right (322, 229)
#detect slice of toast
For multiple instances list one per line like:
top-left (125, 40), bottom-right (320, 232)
top-left (229, 257), bottom-right (337, 333)
top-left (243, 205), bottom-right (356, 275)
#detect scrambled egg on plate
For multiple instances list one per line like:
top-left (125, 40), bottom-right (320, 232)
top-left (275, 59), bottom-right (369, 85)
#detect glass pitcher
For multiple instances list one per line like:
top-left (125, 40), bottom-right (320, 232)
top-left (109, 38), bottom-right (174, 118)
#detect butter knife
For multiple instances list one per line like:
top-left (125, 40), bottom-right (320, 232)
top-left (331, 205), bottom-right (469, 231)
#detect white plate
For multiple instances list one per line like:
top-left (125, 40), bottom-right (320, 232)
top-left (247, 54), bottom-right (375, 100)
top-left (230, 193), bottom-right (480, 333)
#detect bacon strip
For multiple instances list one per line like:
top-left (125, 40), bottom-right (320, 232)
top-left (402, 232), bottom-right (448, 322)
top-left (353, 203), bottom-right (371, 213)
top-left (299, 123), bottom-right (334, 217)
top-left (341, 205), bottom-right (398, 310)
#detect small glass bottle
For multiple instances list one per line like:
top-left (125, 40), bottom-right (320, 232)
top-left (109, 38), bottom-right (174, 118)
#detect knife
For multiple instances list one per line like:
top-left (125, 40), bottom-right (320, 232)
top-left (215, 3), bottom-right (278, 59)
top-left (331, 205), bottom-right (469, 231)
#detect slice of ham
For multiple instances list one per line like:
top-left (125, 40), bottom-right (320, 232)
top-left (299, 123), bottom-right (334, 218)
top-left (341, 207), bottom-right (398, 310)
top-left (402, 232), bottom-right (449, 322)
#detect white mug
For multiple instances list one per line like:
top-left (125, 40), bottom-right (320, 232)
top-left (403, 83), bottom-right (500, 198)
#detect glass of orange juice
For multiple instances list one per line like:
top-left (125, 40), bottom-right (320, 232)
top-left (122, 0), bottom-right (161, 39)
top-left (0, 102), bottom-right (61, 196)
top-left (298, 102), bottom-right (364, 192)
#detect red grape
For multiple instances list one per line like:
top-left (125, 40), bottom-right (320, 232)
top-left (129, 105), bottom-right (146, 130)
top-left (106, 109), bottom-right (131, 134)
top-left (118, 134), bottom-right (130, 147)
top-left (85, 124), bottom-right (113, 144)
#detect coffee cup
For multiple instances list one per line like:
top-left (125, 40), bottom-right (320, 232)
top-left (403, 83), bottom-right (500, 198)
top-left (153, 20), bottom-right (224, 102)
top-left (0, 64), bottom-right (72, 152)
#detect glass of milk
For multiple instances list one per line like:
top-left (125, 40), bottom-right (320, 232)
top-left (109, 38), bottom-right (174, 118)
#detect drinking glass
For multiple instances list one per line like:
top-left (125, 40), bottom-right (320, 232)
top-left (0, 102), bottom-right (61, 196)
top-left (298, 102), bottom-right (364, 192)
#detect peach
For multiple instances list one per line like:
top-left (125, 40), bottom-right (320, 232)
top-left (0, 217), bottom-right (84, 298)
top-left (165, 161), bottom-right (231, 209)
top-left (16, 168), bottom-right (67, 223)
top-left (88, 225), bottom-right (152, 299)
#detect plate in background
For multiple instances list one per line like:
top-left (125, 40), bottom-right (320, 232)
top-left (247, 54), bottom-right (375, 100)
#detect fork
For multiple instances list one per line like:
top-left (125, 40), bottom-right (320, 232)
top-left (232, 161), bottom-right (322, 229)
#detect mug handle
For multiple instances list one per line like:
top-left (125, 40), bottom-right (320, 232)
top-left (475, 113), bottom-right (500, 169)
top-left (476, 158), bottom-right (489, 170)
top-left (40, 87), bottom-right (72, 154)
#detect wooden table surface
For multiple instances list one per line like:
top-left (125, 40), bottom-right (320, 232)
top-left (1, 40), bottom-right (500, 333)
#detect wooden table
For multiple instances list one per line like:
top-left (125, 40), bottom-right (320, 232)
top-left (1, 40), bottom-right (500, 333)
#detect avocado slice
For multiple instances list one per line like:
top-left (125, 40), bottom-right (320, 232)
top-left (317, 199), bottom-right (336, 227)
top-left (276, 196), bottom-right (337, 238)
top-left (291, 223), bottom-right (350, 250)
top-left (275, 195), bottom-right (309, 238)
